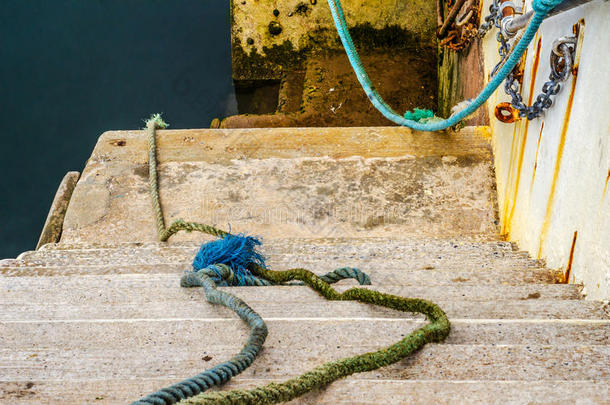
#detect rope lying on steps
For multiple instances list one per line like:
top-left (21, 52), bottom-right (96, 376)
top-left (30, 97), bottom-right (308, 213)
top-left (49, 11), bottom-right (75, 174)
top-left (326, 0), bottom-right (568, 131)
top-left (131, 115), bottom-right (451, 404)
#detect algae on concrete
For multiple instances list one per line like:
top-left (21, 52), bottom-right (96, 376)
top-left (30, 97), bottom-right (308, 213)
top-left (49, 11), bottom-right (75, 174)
top-left (231, 0), bottom-right (436, 80)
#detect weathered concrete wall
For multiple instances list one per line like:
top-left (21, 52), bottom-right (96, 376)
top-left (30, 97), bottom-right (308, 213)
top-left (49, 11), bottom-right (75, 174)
top-left (231, 0), bottom-right (436, 80)
top-left (60, 126), bottom-right (498, 244)
top-left (479, 0), bottom-right (610, 299)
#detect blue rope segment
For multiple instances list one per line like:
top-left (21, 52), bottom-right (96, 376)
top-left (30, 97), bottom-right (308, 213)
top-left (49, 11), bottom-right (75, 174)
top-left (132, 234), bottom-right (371, 404)
top-left (326, 0), bottom-right (567, 131)
top-left (131, 268), bottom-right (268, 405)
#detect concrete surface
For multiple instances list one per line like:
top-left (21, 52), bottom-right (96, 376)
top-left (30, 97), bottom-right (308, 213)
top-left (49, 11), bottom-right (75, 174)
top-left (223, 49), bottom-right (438, 128)
top-left (231, 0), bottom-right (436, 80)
top-left (1, 123), bottom-right (608, 403)
top-left (35, 171), bottom-right (80, 250)
top-left (60, 127), bottom-right (498, 244)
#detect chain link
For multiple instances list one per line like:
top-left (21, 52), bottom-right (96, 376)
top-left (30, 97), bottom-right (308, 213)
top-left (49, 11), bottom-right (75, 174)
top-left (501, 34), bottom-right (577, 120)
top-left (479, 1), bottom-right (577, 120)
top-left (478, 0), bottom-right (501, 37)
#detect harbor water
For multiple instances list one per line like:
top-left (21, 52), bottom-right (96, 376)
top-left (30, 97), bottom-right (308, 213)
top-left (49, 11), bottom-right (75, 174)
top-left (0, 0), bottom-right (236, 258)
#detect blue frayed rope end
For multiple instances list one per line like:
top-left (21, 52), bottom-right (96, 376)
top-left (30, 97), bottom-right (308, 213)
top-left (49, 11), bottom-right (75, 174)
top-left (193, 234), bottom-right (267, 276)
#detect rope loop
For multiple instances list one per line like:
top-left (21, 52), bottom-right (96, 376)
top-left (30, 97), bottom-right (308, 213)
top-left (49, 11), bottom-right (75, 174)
top-left (132, 116), bottom-right (451, 404)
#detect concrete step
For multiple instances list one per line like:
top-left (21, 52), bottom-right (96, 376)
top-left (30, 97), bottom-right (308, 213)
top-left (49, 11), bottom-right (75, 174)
top-left (23, 238), bottom-right (538, 267)
top-left (9, 238), bottom-right (552, 287)
top-left (0, 264), bottom-right (559, 285)
top-left (12, 249), bottom-right (543, 272)
top-left (1, 274), bottom-right (582, 301)
top-left (1, 339), bottom-right (608, 381)
top-left (0, 260), bottom-right (557, 286)
top-left (2, 379), bottom-right (607, 405)
top-left (1, 278), bottom-right (605, 320)
top-left (36, 237), bottom-right (518, 251)
top-left (3, 319), bottom-right (607, 349)
top-left (60, 126), bottom-right (498, 244)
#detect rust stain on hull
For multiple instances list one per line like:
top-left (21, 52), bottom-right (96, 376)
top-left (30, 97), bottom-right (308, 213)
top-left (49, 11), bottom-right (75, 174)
top-left (500, 123), bottom-right (520, 236)
top-left (537, 20), bottom-right (584, 258)
top-left (506, 38), bottom-right (543, 238)
top-left (603, 169), bottom-right (610, 201)
top-left (537, 70), bottom-right (578, 258)
top-left (563, 231), bottom-right (578, 284)
top-left (530, 122), bottom-right (545, 192)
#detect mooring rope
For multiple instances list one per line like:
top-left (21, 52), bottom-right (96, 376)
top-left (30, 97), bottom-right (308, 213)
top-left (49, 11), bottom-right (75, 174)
top-left (132, 116), bottom-right (450, 404)
top-left (326, 0), bottom-right (567, 130)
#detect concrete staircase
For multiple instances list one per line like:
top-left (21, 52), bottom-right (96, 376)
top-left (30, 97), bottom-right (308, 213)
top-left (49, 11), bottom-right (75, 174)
top-left (1, 126), bottom-right (608, 403)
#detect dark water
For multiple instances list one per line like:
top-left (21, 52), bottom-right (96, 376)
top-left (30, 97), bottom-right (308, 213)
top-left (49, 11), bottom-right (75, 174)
top-left (0, 1), bottom-right (236, 258)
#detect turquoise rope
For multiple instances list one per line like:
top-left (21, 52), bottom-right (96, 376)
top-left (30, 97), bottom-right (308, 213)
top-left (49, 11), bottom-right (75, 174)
top-left (327, 0), bottom-right (566, 131)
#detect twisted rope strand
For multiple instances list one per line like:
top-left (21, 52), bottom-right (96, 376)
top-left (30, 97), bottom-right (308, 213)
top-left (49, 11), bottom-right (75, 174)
top-left (132, 268), bottom-right (268, 405)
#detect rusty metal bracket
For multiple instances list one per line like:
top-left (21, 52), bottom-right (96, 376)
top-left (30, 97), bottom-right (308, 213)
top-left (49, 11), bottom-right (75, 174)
top-left (495, 102), bottom-right (520, 123)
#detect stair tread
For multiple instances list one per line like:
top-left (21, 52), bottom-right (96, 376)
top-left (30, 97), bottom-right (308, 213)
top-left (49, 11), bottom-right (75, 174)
top-left (1, 341), bottom-right (608, 381)
top-left (1, 275), bottom-right (582, 300)
top-left (3, 318), bottom-right (608, 347)
top-left (38, 236), bottom-right (515, 251)
top-left (1, 280), bottom-right (606, 320)
top-left (23, 239), bottom-right (535, 264)
top-left (90, 126), bottom-right (493, 165)
top-left (0, 265), bottom-right (558, 285)
top-left (2, 379), bottom-right (608, 405)
top-left (10, 239), bottom-right (548, 286)
top-left (10, 254), bottom-right (544, 269)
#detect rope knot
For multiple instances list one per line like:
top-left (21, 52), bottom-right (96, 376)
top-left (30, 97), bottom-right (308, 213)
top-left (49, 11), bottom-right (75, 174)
top-left (193, 233), bottom-right (267, 273)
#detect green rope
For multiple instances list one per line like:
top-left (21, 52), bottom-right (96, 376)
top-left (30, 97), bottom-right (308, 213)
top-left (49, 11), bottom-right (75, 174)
top-left (146, 114), bottom-right (229, 242)
top-left (147, 113), bottom-right (170, 238)
top-left (143, 114), bottom-right (451, 404)
top-left (181, 265), bottom-right (449, 405)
